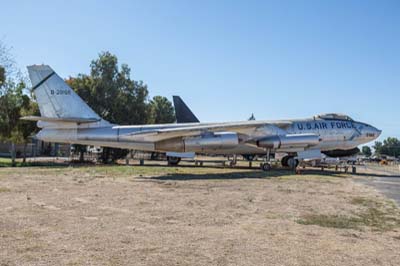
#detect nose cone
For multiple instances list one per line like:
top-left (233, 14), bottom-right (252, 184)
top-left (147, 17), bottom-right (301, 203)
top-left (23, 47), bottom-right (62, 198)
top-left (362, 126), bottom-right (381, 140)
top-left (376, 128), bottom-right (382, 138)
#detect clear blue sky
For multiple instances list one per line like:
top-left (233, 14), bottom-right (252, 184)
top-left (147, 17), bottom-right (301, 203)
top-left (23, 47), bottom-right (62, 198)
top-left (1, 0), bottom-right (399, 141)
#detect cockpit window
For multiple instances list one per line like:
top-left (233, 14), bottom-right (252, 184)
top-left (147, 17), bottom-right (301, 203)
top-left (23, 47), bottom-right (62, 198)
top-left (315, 113), bottom-right (354, 121)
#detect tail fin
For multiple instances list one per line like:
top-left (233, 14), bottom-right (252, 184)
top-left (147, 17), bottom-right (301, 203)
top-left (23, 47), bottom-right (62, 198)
top-left (173, 96), bottom-right (200, 123)
top-left (27, 65), bottom-right (101, 121)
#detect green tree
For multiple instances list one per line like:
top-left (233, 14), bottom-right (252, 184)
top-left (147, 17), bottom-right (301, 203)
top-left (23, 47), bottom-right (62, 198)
top-left (0, 41), bottom-right (39, 165)
top-left (0, 66), bottom-right (5, 86)
top-left (148, 96), bottom-right (175, 124)
top-left (382, 137), bottom-right (400, 157)
top-left (373, 138), bottom-right (400, 157)
top-left (67, 51), bottom-right (150, 125)
top-left (18, 101), bottom-right (40, 162)
top-left (373, 141), bottom-right (383, 155)
top-left (361, 146), bottom-right (372, 157)
top-left (0, 81), bottom-right (33, 165)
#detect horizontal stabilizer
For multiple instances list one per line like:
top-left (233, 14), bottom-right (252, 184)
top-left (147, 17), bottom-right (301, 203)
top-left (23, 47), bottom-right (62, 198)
top-left (21, 116), bottom-right (100, 124)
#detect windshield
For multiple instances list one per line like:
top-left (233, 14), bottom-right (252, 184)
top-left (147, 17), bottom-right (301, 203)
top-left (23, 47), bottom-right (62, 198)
top-left (315, 113), bottom-right (353, 121)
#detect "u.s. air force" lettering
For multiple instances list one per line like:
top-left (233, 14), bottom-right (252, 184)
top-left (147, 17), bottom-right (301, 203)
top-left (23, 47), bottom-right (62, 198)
top-left (296, 121), bottom-right (354, 130)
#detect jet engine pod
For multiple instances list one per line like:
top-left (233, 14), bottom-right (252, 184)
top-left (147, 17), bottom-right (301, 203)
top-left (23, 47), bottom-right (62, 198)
top-left (257, 133), bottom-right (319, 149)
top-left (155, 132), bottom-right (239, 152)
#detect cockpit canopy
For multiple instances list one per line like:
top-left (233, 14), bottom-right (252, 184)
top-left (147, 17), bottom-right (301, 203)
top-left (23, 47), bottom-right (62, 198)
top-left (314, 113), bottom-right (354, 121)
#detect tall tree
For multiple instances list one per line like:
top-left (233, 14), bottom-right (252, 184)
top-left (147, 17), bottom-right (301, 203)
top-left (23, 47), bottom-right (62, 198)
top-left (66, 51), bottom-right (150, 125)
top-left (373, 141), bottom-right (383, 155)
top-left (18, 101), bottom-right (40, 162)
top-left (0, 40), bottom-right (38, 165)
top-left (0, 81), bottom-right (33, 165)
top-left (148, 96), bottom-right (175, 124)
top-left (361, 146), bottom-right (372, 157)
top-left (0, 66), bottom-right (5, 86)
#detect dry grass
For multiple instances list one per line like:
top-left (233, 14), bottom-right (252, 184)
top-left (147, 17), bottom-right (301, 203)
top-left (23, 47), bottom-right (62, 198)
top-left (0, 165), bottom-right (399, 266)
top-left (0, 187), bottom-right (10, 193)
top-left (297, 214), bottom-right (361, 229)
top-left (298, 196), bottom-right (400, 231)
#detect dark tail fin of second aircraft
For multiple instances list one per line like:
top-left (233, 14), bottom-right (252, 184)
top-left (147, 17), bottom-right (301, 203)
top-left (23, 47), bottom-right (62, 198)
top-left (173, 96), bottom-right (200, 123)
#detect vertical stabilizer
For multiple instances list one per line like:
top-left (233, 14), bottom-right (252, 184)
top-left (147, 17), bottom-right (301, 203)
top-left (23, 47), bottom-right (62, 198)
top-left (173, 96), bottom-right (200, 123)
top-left (28, 65), bottom-right (101, 120)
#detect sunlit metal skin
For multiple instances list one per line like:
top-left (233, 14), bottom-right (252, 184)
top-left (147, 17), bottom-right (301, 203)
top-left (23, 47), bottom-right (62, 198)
top-left (24, 65), bottom-right (382, 161)
top-left (256, 133), bottom-right (320, 149)
top-left (155, 132), bottom-right (238, 153)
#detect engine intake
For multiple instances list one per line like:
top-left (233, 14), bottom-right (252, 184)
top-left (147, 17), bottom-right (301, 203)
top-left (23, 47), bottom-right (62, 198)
top-left (155, 132), bottom-right (239, 152)
top-left (257, 133), bottom-right (319, 149)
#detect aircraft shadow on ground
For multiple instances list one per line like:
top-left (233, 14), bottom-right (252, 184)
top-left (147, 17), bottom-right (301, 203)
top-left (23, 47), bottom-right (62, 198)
top-left (148, 171), bottom-right (280, 181)
top-left (298, 168), bottom-right (400, 179)
top-left (353, 172), bottom-right (400, 178)
top-left (147, 169), bottom-right (348, 181)
top-left (5, 161), bottom-right (399, 179)
top-left (148, 167), bottom-right (400, 181)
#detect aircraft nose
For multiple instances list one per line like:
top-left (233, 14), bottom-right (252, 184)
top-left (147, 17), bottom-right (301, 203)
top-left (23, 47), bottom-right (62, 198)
top-left (375, 128), bottom-right (382, 137)
top-left (365, 126), bottom-right (381, 139)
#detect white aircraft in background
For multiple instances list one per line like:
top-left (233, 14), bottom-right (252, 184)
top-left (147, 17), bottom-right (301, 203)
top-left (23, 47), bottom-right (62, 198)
top-left (23, 65), bottom-right (381, 171)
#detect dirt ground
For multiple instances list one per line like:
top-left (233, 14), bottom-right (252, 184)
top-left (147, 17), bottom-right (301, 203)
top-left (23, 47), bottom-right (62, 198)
top-left (0, 165), bottom-right (399, 266)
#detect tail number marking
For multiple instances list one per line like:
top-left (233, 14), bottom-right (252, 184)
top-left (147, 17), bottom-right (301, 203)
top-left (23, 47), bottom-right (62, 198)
top-left (50, 89), bottom-right (71, 95)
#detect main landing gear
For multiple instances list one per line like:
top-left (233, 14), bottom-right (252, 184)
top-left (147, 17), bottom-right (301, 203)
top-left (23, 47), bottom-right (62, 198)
top-left (260, 153), bottom-right (300, 171)
top-left (260, 149), bottom-right (272, 171)
top-left (260, 162), bottom-right (271, 171)
top-left (281, 155), bottom-right (299, 169)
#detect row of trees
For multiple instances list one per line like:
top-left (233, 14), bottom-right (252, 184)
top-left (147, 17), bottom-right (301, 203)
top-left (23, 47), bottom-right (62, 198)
top-left (361, 137), bottom-right (400, 158)
top-left (373, 137), bottom-right (400, 157)
top-left (0, 41), bottom-right (176, 164)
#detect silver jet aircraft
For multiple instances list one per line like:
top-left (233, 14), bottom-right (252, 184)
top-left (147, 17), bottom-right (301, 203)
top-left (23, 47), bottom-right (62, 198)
top-left (23, 65), bottom-right (381, 170)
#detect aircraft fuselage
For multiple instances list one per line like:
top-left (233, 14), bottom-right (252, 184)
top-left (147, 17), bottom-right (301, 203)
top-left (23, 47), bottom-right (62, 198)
top-left (36, 118), bottom-right (380, 155)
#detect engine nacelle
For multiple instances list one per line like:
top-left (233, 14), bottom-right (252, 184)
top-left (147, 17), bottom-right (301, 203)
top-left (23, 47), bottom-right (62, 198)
top-left (155, 132), bottom-right (239, 152)
top-left (257, 133), bottom-right (319, 149)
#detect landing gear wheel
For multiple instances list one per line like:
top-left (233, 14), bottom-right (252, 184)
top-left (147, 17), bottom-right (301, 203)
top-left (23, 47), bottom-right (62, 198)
top-left (287, 157), bottom-right (299, 169)
top-left (261, 163), bottom-right (271, 171)
top-left (281, 156), bottom-right (289, 167)
top-left (229, 155), bottom-right (238, 167)
top-left (167, 156), bottom-right (181, 166)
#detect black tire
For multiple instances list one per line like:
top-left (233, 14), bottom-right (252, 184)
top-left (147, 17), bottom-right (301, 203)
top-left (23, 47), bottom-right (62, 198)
top-left (261, 163), bottom-right (271, 171)
top-left (167, 156), bottom-right (181, 166)
top-left (281, 156), bottom-right (289, 167)
top-left (287, 157), bottom-right (299, 168)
